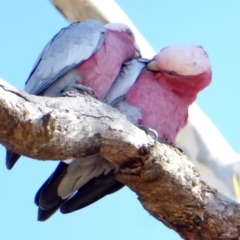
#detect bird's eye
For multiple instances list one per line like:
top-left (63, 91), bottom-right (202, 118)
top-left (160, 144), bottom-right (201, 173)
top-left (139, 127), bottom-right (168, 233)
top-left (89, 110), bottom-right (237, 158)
top-left (166, 70), bottom-right (178, 76)
top-left (125, 29), bottom-right (135, 40)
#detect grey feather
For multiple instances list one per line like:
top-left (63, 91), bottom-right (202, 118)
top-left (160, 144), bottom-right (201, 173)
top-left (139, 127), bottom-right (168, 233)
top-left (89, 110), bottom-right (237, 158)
top-left (58, 155), bottom-right (116, 199)
top-left (24, 20), bottom-right (105, 95)
top-left (104, 58), bottom-right (147, 106)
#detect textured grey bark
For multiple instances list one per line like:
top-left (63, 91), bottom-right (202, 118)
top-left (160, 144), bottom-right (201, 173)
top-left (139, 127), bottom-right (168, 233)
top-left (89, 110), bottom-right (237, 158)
top-left (0, 77), bottom-right (240, 239)
top-left (0, 78), bottom-right (152, 165)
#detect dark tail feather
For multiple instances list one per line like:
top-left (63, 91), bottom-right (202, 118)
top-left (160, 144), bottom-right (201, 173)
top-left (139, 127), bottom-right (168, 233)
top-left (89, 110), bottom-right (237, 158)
top-left (36, 175), bottom-right (66, 221)
top-left (37, 199), bottom-right (67, 221)
top-left (6, 149), bottom-right (21, 170)
top-left (60, 173), bottom-right (124, 214)
top-left (35, 161), bottom-right (68, 221)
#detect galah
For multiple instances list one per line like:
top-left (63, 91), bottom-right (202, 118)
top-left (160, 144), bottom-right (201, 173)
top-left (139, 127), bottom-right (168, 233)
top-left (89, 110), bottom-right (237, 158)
top-left (5, 19), bottom-right (140, 170)
top-left (35, 45), bottom-right (212, 221)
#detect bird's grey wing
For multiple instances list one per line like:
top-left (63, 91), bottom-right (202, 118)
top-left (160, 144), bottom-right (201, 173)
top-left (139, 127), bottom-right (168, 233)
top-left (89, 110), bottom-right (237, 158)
top-left (60, 173), bottom-right (124, 214)
top-left (35, 155), bottom-right (115, 221)
top-left (104, 58), bottom-right (148, 106)
top-left (35, 162), bottom-right (68, 208)
top-left (24, 20), bottom-right (105, 95)
top-left (37, 170), bottom-right (123, 220)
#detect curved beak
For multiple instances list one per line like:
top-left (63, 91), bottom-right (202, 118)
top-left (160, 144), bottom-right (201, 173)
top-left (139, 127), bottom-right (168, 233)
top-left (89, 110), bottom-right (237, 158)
top-left (147, 59), bottom-right (159, 71)
top-left (133, 42), bottom-right (141, 58)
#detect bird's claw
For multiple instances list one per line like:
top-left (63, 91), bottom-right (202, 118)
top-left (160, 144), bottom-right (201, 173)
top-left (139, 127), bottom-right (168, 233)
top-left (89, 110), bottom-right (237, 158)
top-left (137, 125), bottom-right (158, 141)
top-left (61, 84), bottom-right (97, 99)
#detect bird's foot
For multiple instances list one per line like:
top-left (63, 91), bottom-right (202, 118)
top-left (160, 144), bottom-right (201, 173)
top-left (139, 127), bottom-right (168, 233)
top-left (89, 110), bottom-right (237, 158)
top-left (137, 125), bottom-right (158, 141)
top-left (61, 84), bottom-right (97, 99)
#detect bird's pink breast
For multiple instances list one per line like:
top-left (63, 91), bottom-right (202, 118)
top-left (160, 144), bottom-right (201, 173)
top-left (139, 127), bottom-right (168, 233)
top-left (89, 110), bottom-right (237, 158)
top-left (126, 70), bottom-right (189, 143)
top-left (74, 30), bottom-right (136, 100)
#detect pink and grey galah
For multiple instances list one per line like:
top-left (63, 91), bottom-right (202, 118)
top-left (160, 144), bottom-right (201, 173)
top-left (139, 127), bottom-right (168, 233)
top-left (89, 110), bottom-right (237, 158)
top-left (35, 45), bottom-right (212, 221)
top-left (5, 19), bottom-right (140, 170)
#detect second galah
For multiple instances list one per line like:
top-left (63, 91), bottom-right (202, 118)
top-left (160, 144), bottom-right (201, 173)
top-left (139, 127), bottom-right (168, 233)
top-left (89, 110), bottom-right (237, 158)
top-left (6, 19), bottom-right (140, 170)
top-left (35, 45), bottom-right (212, 221)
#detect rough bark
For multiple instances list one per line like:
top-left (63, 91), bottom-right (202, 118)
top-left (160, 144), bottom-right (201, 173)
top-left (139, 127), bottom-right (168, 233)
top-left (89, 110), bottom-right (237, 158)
top-left (0, 79), bottom-right (152, 165)
top-left (117, 143), bottom-right (240, 239)
top-left (1, 77), bottom-right (240, 239)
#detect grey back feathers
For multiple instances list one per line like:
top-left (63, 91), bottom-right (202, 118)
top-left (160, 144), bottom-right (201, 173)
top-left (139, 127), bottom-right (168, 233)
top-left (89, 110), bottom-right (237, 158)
top-left (104, 58), bottom-right (148, 106)
top-left (24, 20), bottom-right (105, 95)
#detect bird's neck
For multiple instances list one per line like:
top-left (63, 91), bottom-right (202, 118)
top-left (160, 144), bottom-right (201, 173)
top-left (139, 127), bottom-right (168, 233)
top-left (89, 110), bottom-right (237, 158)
top-left (154, 70), bottom-right (211, 104)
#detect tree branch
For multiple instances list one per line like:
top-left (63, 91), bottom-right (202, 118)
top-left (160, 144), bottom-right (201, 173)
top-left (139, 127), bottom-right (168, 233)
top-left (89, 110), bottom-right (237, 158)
top-left (0, 78), bottom-right (153, 165)
top-left (117, 143), bottom-right (240, 239)
top-left (1, 77), bottom-right (240, 239)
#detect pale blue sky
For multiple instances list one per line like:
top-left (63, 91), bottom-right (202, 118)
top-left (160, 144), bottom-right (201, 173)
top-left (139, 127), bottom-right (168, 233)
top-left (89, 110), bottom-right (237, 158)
top-left (0, 1), bottom-right (240, 239)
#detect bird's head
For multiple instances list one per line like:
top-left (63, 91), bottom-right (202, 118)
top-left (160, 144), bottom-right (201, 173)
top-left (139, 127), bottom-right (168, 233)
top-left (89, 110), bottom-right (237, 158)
top-left (105, 23), bottom-right (141, 58)
top-left (147, 45), bottom-right (212, 98)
